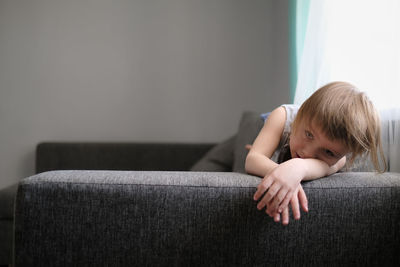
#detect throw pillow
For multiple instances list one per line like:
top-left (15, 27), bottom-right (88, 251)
top-left (232, 111), bottom-right (265, 173)
top-left (190, 135), bottom-right (236, 172)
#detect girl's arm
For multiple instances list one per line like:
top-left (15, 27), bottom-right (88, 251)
top-left (300, 155), bottom-right (347, 181)
top-left (245, 107), bottom-right (308, 225)
top-left (245, 106), bottom-right (286, 176)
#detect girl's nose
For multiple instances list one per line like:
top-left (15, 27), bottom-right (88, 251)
top-left (302, 147), bottom-right (317, 159)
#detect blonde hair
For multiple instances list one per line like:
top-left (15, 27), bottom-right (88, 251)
top-left (292, 81), bottom-right (386, 172)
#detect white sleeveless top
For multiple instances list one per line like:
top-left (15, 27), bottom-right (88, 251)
top-left (268, 104), bottom-right (300, 163)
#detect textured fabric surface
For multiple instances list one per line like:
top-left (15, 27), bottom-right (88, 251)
top-left (233, 112), bottom-right (265, 173)
top-left (190, 135), bottom-right (235, 172)
top-left (0, 183), bottom-right (18, 219)
top-left (0, 220), bottom-right (13, 265)
top-left (2, 143), bottom-right (214, 266)
top-left (0, 184), bottom-right (18, 265)
top-left (36, 142), bottom-right (215, 173)
top-left (20, 170), bottom-right (261, 188)
top-left (15, 171), bottom-right (400, 266)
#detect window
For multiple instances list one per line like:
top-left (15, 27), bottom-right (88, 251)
top-left (294, 0), bottom-right (400, 109)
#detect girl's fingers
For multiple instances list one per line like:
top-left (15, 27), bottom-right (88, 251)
top-left (277, 190), bottom-right (293, 213)
top-left (290, 194), bottom-right (301, 220)
top-left (298, 186), bottom-right (309, 212)
top-left (253, 178), bottom-right (274, 201)
top-left (257, 199), bottom-right (267, 210)
top-left (274, 212), bottom-right (280, 222)
top-left (270, 189), bottom-right (288, 213)
top-left (281, 207), bottom-right (289, 225)
top-left (266, 199), bottom-right (276, 217)
top-left (262, 183), bottom-right (281, 204)
top-left (259, 186), bottom-right (307, 225)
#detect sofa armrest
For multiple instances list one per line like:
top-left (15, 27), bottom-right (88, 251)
top-left (36, 142), bottom-right (215, 173)
top-left (14, 171), bottom-right (400, 266)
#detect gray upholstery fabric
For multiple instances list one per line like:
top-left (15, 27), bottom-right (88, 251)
top-left (0, 142), bottom-right (214, 266)
top-left (14, 170), bottom-right (400, 266)
top-left (190, 135), bottom-right (235, 172)
top-left (0, 183), bottom-right (18, 219)
top-left (0, 220), bottom-right (13, 265)
top-left (0, 183), bottom-right (18, 265)
top-left (233, 112), bottom-right (265, 173)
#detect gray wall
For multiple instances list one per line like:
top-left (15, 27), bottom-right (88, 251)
top-left (0, 0), bottom-right (289, 187)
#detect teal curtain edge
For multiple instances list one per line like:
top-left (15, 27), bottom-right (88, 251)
top-left (289, 0), bottom-right (310, 103)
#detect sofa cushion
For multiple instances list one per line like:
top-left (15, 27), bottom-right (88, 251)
top-left (0, 183), bottom-right (19, 219)
top-left (233, 112), bottom-right (265, 173)
top-left (36, 143), bottom-right (215, 173)
top-left (14, 170), bottom-right (400, 266)
top-left (191, 111), bottom-right (265, 173)
top-left (190, 135), bottom-right (235, 172)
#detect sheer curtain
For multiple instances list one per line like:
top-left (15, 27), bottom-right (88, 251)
top-left (293, 0), bottom-right (400, 172)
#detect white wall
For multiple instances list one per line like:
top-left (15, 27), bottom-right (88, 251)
top-left (0, 0), bottom-right (289, 187)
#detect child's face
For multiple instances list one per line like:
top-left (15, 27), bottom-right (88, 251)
top-left (289, 121), bottom-right (349, 166)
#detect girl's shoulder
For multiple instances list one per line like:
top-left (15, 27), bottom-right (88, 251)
top-left (260, 104), bottom-right (300, 139)
top-left (263, 106), bottom-right (287, 134)
top-left (280, 104), bottom-right (300, 120)
top-left (261, 104), bottom-right (299, 122)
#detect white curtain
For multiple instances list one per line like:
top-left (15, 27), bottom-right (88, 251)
top-left (294, 0), bottom-right (400, 172)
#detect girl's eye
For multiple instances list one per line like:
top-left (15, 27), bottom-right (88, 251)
top-left (325, 149), bottom-right (335, 157)
top-left (305, 130), bottom-right (313, 139)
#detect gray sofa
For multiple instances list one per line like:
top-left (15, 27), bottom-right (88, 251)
top-left (9, 112), bottom-right (400, 266)
top-left (1, 142), bottom-right (214, 266)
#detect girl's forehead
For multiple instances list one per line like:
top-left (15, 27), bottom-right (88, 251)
top-left (309, 122), bottom-right (349, 154)
top-left (298, 114), bottom-right (318, 127)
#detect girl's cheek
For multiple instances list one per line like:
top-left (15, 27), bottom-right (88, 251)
top-left (322, 157), bottom-right (336, 167)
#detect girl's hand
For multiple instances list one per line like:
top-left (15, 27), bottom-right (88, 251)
top-left (254, 158), bottom-right (307, 214)
top-left (267, 184), bottom-right (308, 225)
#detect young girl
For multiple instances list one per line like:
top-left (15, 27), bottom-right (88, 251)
top-left (245, 81), bottom-right (385, 225)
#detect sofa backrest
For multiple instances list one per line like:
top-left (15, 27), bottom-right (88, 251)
top-left (36, 142), bottom-right (215, 173)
